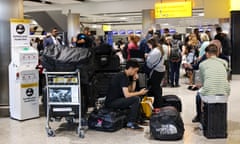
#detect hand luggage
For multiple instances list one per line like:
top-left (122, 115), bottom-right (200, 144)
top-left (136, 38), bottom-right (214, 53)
top-left (162, 95), bottom-right (182, 112)
top-left (150, 106), bottom-right (184, 140)
top-left (141, 96), bottom-right (154, 119)
top-left (201, 102), bottom-right (227, 138)
top-left (88, 108), bottom-right (127, 132)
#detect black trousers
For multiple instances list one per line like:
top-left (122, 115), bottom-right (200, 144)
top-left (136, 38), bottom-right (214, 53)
top-left (196, 92), bottom-right (201, 119)
top-left (148, 70), bottom-right (165, 108)
top-left (107, 96), bottom-right (140, 122)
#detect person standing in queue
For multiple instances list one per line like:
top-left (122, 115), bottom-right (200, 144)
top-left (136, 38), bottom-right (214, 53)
top-left (76, 27), bottom-right (93, 48)
top-left (146, 37), bottom-right (165, 108)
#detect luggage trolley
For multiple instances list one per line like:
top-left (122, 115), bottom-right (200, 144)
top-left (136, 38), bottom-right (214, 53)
top-left (44, 70), bottom-right (85, 138)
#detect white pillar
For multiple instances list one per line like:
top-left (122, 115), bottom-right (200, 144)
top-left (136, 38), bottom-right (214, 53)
top-left (67, 10), bottom-right (80, 44)
top-left (0, 0), bottom-right (23, 105)
top-left (142, 9), bottom-right (156, 34)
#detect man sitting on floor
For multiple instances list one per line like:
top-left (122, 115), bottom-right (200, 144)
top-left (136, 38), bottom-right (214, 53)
top-left (104, 60), bottom-right (148, 130)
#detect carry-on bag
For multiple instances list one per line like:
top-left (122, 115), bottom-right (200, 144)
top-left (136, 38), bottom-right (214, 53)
top-left (201, 102), bottom-right (227, 138)
top-left (150, 106), bottom-right (184, 140)
top-left (162, 95), bottom-right (182, 112)
top-left (88, 107), bottom-right (127, 132)
top-left (141, 96), bottom-right (154, 119)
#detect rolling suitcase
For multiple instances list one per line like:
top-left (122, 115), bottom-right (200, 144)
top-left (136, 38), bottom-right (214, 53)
top-left (201, 102), bottom-right (227, 138)
top-left (162, 95), bottom-right (182, 112)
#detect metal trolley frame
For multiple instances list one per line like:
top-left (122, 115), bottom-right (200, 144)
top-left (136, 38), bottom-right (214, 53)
top-left (44, 70), bottom-right (84, 138)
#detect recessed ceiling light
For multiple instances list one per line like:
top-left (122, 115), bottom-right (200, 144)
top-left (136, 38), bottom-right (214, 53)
top-left (120, 17), bottom-right (127, 20)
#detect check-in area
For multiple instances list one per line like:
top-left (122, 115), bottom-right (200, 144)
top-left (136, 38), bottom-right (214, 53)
top-left (0, 0), bottom-right (240, 144)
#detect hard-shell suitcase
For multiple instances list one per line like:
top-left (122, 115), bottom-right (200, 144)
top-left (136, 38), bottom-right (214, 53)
top-left (201, 102), bottom-right (227, 138)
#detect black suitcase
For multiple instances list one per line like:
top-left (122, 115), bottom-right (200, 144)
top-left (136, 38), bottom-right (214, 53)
top-left (88, 108), bottom-right (127, 132)
top-left (162, 95), bottom-right (182, 112)
top-left (94, 72), bottom-right (119, 98)
top-left (201, 102), bottom-right (227, 138)
top-left (150, 106), bottom-right (184, 140)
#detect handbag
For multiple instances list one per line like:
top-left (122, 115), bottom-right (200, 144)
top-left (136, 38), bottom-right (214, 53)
top-left (143, 56), bottom-right (163, 77)
top-left (141, 96), bottom-right (154, 118)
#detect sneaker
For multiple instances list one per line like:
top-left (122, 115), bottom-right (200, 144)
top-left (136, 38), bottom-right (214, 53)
top-left (192, 116), bottom-right (200, 123)
top-left (126, 122), bottom-right (144, 131)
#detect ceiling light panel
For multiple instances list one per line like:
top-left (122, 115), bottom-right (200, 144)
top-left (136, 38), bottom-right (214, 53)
top-left (47, 0), bottom-right (81, 4)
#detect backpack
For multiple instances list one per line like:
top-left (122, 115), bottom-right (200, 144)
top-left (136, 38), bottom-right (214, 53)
top-left (169, 40), bottom-right (181, 62)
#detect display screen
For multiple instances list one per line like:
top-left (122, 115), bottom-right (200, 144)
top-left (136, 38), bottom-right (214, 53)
top-left (119, 30), bottom-right (126, 35)
top-left (112, 30), bottom-right (118, 35)
top-left (127, 30), bottom-right (134, 34)
top-left (135, 30), bottom-right (142, 34)
top-left (49, 87), bottom-right (72, 103)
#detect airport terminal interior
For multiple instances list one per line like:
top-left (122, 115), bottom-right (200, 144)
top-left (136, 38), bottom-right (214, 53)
top-left (1, 0), bottom-right (240, 144)
top-left (1, 74), bottom-right (240, 144)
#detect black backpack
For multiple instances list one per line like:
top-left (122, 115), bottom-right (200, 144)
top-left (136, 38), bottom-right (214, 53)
top-left (169, 40), bottom-right (181, 62)
top-left (150, 106), bottom-right (185, 140)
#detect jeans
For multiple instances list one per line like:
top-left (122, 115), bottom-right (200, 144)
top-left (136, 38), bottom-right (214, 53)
top-left (107, 96), bottom-right (140, 122)
top-left (169, 61), bottom-right (181, 85)
top-left (148, 70), bottom-right (165, 108)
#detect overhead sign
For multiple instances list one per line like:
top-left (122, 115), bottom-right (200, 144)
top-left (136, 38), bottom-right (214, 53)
top-left (10, 19), bottom-right (30, 47)
top-left (155, 1), bottom-right (192, 18)
top-left (230, 0), bottom-right (240, 10)
top-left (102, 24), bottom-right (111, 31)
top-left (204, 0), bottom-right (229, 18)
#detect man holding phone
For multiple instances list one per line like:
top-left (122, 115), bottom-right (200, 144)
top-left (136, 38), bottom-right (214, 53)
top-left (105, 60), bottom-right (148, 131)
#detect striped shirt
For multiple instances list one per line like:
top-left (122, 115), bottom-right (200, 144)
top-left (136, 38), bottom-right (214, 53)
top-left (199, 56), bottom-right (230, 96)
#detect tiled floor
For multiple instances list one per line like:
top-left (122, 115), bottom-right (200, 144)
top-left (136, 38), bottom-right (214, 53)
top-left (0, 74), bottom-right (240, 144)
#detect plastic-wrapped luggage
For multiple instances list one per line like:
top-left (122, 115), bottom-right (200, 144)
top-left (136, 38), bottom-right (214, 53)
top-left (40, 45), bottom-right (95, 84)
top-left (41, 45), bottom-right (94, 72)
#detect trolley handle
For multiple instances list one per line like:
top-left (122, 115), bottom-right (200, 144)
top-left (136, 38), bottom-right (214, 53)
top-left (43, 69), bottom-right (80, 75)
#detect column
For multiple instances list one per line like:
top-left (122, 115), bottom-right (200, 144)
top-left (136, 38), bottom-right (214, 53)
top-left (0, 0), bottom-right (24, 105)
top-left (67, 10), bottom-right (80, 45)
top-left (230, 11), bottom-right (240, 74)
top-left (142, 9), bottom-right (155, 34)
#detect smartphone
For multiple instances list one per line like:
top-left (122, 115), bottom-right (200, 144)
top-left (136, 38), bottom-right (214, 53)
top-left (146, 86), bottom-right (152, 91)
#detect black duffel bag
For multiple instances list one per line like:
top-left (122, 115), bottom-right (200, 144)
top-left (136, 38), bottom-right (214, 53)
top-left (150, 106), bottom-right (184, 140)
top-left (88, 107), bottom-right (127, 132)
